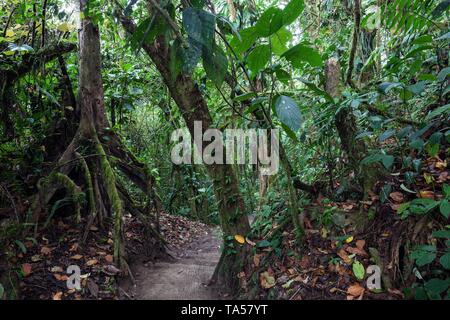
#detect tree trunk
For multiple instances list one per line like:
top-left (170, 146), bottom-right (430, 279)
top-left (117, 9), bottom-right (250, 291)
top-left (326, 58), bottom-right (377, 196)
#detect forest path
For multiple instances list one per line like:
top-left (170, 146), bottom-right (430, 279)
top-left (124, 227), bottom-right (222, 300)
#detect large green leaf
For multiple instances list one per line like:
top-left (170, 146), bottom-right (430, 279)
top-left (426, 104), bottom-right (450, 120)
top-left (270, 28), bottom-right (292, 56)
top-left (378, 82), bottom-right (403, 94)
top-left (433, 229), bottom-right (450, 238)
top-left (275, 68), bottom-right (291, 84)
top-left (282, 44), bottom-right (323, 68)
top-left (424, 278), bottom-right (450, 295)
top-left (440, 253), bottom-right (450, 270)
top-left (254, 7), bottom-right (284, 38)
top-left (411, 245), bottom-right (437, 267)
top-left (282, 0), bottom-right (305, 26)
top-left (203, 44), bottom-right (228, 87)
top-left (352, 261), bottom-right (365, 280)
top-left (230, 26), bottom-right (258, 55)
top-left (440, 199), bottom-right (450, 219)
top-left (406, 81), bottom-right (427, 95)
top-left (183, 38), bottom-right (203, 72)
top-left (129, 15), bottom-right (167, 50)
top-left (274, 95), bottom-right (302, 131)
top-left (409, 198), bottom-right (439, 215)
top-left (361, 153), bottom-right (394, 169)
top-left (182, 8), bottom-right (216, 54)
top-left (247, 45), bottom-right (271, 75)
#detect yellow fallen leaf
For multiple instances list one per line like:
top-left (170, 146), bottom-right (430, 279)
top-left (234, 235), bottom-right (245, 244)
top-left (5, 30), bottom-right (15, 37)
top-left (424, 172), bottom-right (434, 184)
top-left (321, 227), bottom-right (328, 238)
top-left (418, 190), bottom-right (435, 199)
top-left (86, 259), bottom-right (98, 266)
top-left (345, 236), bottom-right (354, 243)
top-left (435, 160), bottom-right (447, 170)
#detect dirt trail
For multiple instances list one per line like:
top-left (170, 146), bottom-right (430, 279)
top-left (123, 227), bottom-right (222, 300)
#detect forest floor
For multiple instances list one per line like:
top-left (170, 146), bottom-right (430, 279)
top-left (15, 212), bottom-right (220, 300)
top-left (121, 226), bottom-right (223, 300)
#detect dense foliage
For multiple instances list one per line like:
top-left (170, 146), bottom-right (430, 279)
top-left (0, 0), bottom-right (449, 300)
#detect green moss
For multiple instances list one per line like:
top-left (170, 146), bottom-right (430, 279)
top-left (94, 139), bottom-right (123, 267)
top-left (75, 152), bottom-right (96, 221)
top-left (37, 172), bottom-right (84, 223)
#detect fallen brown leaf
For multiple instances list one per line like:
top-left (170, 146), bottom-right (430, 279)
top-left (390, 192), bottom-right (404, 203)
top-left (40, 246), bottom-right (52, 255)
top-left (53, 274), bottom-right (68, 281)
top-left (337, 249), bottom-right (352, 264)
top-left (86, 259), bottom-right (98, 266)
top-left (356, 239), bottom-right (366, 250)
top-left (52, 292), bottom-right (63, 300)
top-left (51, 266), bottom-right (63, 273)
top-left (70, 254), bottom-right (83, 260)
top-left (260, 271), bottom-right (276, 289)
top-left (346, 246), bottom-right (368, 257)
top-left (347, 283), bottom-right (365, 298)
top-left (22, 263), bottom-right (32, 277)
top-left (69, 243), bottom-right (79, 252)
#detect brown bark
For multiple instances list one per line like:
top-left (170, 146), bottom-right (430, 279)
top-left (346, 0), bottom-right (361, 86)
top-left (327, 58), bottom-right (366, 174)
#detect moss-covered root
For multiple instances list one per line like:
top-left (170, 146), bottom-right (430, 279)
top-left (75, 152), bottom-right (97, 243)
top-left (33, 172), bottom-right (84, 232)
top-left (93, 138), bottom-right (124, 269)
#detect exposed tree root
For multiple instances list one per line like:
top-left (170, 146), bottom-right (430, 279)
top-left (32, 172), bottom-right (84, 232)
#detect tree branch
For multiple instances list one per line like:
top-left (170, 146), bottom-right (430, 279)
top-left (346, 0), bottom-right (360, 86)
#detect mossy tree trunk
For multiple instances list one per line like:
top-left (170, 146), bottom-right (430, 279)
top-left (33, 0), bottom-right (165, 272)
top-left (117, 7), bottom-right (250, 291)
